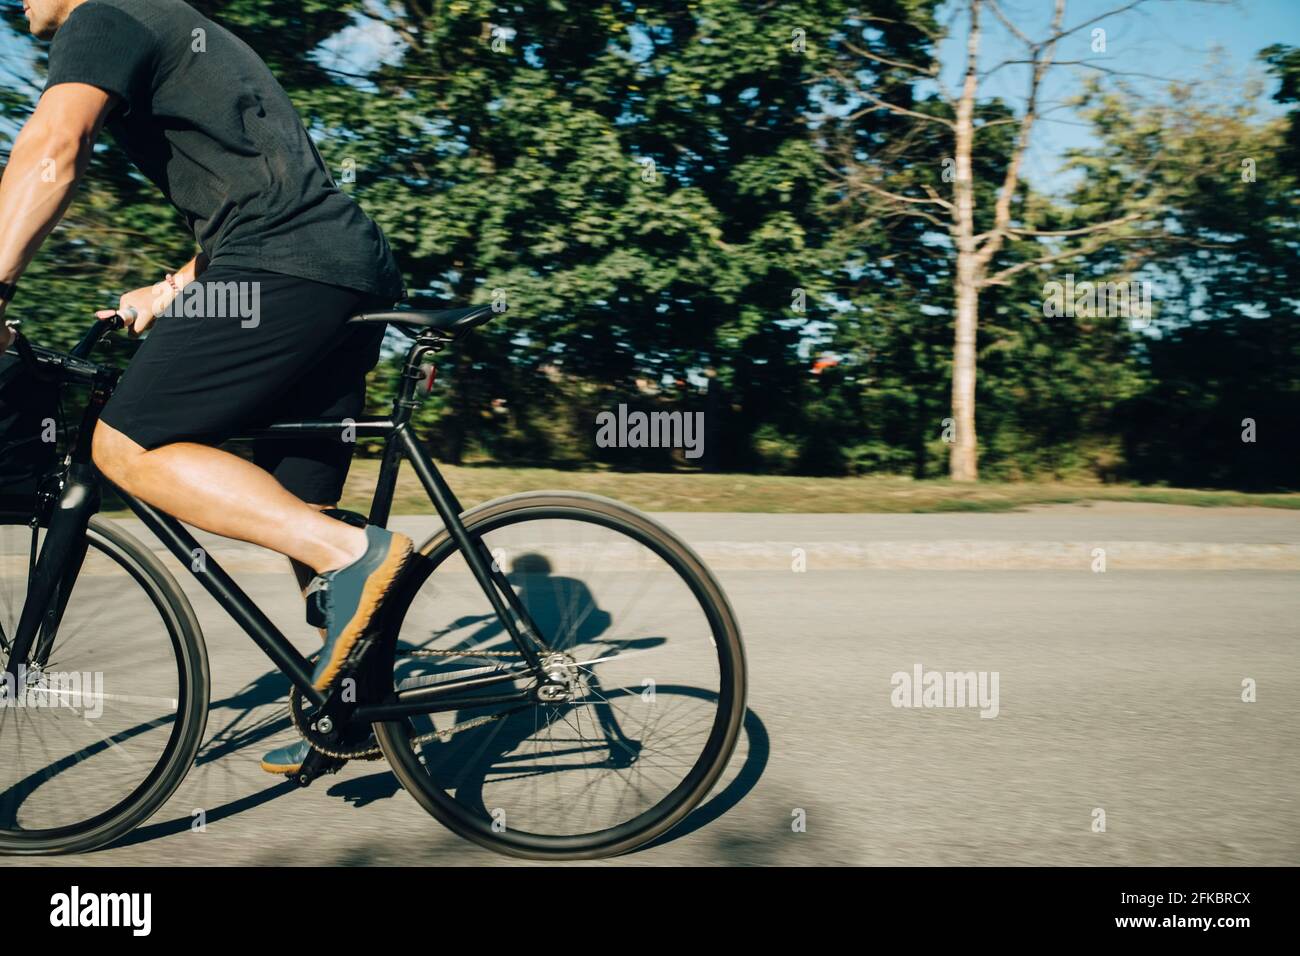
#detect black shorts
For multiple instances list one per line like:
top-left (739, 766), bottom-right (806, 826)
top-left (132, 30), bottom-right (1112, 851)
top-left (100, 265), bottom-right (391, 504)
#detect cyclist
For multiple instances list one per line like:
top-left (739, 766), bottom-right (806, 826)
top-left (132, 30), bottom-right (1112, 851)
top-left (0, 0), bottom-right (415, 774)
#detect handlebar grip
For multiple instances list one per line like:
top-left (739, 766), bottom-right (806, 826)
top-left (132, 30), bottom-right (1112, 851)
top-left (69, 311), bottom-right (125, 359)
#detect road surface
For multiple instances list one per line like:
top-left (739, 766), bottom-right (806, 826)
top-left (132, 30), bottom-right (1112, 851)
top-left (6, 502), bottom-right (1297, 866)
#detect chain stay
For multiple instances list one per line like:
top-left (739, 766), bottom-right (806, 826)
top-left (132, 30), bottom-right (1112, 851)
top-left (289, 648), bottom-right (532, 762)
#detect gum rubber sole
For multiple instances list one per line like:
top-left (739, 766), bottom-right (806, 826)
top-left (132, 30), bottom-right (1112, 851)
top-left (259, 758), bottom-right (305, 774)
top-left (312, 533), bottom-right (414, 691)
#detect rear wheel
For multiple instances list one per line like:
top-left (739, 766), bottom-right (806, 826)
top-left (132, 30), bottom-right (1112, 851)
top-left (0, 514), bottom-right (209, 854)
top-left (371, 492), bottom-right (746, 859)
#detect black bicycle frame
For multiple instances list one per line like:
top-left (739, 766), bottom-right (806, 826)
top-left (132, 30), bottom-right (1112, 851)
top-left (7, 322), bottom-right (555, 725)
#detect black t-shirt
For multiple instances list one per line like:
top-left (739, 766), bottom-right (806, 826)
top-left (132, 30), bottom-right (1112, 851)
top-left (44, 0), bottom-right (404, 302)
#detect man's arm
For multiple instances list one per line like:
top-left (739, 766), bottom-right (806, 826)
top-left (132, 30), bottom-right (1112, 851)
top-left (174, 252), bottom-right (209, 287)
top-left (98, 250), bottom-right (210, 336)
top-left (0, 82), bottom-right (116, 340)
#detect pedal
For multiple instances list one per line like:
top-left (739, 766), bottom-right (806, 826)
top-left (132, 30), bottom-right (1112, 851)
top-left (294, 746), bottom-right (347, 787)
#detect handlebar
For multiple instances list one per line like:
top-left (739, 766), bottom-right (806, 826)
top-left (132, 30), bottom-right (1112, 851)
top-left (71, 311), bottom-right (126, 359)
top-left (4, 312), bottom-right (127, 384)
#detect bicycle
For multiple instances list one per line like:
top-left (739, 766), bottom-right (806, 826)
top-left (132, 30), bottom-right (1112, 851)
top-left (0, 306), bottom-right (747, 859)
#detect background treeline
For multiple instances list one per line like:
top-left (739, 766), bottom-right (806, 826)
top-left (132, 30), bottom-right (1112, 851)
top-left (1, 1), bottom-right (1296, 488)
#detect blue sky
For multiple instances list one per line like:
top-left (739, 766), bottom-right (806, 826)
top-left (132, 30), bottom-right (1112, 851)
top-left (931, 0), bottom-right (1300, 190)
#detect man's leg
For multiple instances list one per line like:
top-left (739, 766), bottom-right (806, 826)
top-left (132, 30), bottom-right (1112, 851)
top-left (242, 321), bottom-right (386, 775)
top-left (92, 268), bottom-right (385, 576)
top-left (291, 551), bottom-right (326, 596)
top-left (292, 503), bottom-right (338, 626)
top-left (92, 425), bottom-right (366, 575)
top-left (248, 319), bottom-right (387, 592)
top-left (259, 504), bottom-right (342, 775)
top-left (98, 267), bottom-right (412, 781)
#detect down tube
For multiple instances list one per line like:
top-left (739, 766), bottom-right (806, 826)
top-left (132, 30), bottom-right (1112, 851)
top-left (124, 495), bottom-right (326, 706)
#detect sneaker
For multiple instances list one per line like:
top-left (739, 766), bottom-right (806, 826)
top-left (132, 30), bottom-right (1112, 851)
top-left (259, 735), bottom-right (373, 775)
top-left (260, 739), bottom-right (313, 775)
top-left (305, 525), bottom-right (414, 691)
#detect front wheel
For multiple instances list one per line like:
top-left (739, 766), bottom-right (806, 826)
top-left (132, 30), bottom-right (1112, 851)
top-left (0, 514), bottom-right (209, 854)
top-left (371, 492), bottom-right (747, 859)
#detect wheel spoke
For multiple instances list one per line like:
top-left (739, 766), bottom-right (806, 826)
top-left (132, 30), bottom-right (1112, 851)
top-left (0, 520), bottom-right (199, 847)
top-left (378, 501), bottom-right (743, 853)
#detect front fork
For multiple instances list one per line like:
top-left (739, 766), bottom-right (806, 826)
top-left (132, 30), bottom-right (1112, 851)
top-left (4, 463), bottom-right (99, 681)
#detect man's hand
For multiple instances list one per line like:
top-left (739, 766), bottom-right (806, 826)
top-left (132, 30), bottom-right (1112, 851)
top-left (98, 281), bottom-right (176, 335)
top-left (0, 322), bottom-right (14, 356)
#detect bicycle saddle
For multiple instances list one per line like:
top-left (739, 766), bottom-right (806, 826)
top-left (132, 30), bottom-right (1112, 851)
top-left (347, 303), bottom-right (497, 339)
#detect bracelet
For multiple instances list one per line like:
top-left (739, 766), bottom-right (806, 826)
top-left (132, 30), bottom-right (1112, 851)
top-left (0, 280), bottom-right (16, 303)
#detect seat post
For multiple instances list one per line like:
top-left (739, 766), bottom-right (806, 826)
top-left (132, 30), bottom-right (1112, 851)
top-left (391, 333), bottom-right (444, 426)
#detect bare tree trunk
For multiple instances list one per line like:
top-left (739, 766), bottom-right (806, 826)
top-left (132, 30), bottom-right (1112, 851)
top-left (951, 253), bottom-right (980, 480)
top-left (949, 0), bottom-right (982, 481)
top-left (834, 0), bottom-right (1140, 481)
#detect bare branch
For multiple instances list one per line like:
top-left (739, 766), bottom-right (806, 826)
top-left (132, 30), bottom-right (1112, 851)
top-left (841, 39), bottom-right (937, 78)
top-left (973, 0), bottom-right (1066, 270)
top-left (861, 15), bottom-right (945, 45)
top-left (971, 116), bottom-right (1020, 133)
top-left (988, 57), bottom-right (1180, 85)
top-left (983, 230), bottom-right (1149, 285)
top-left (844, 89), bottom-right (956, 128)
top-left (1052, 0), bottom-right (1148, 46)
top-left (921, 185), bottom-right (954, 209)
top-left (1005, 213), bottom-right (1143, 238)
top-left (858, 179), bottom-right (954, 209)
top-left (880, 206), bottom-right (952, 231)
top-left (984, 0), bottom-right (1034, 47)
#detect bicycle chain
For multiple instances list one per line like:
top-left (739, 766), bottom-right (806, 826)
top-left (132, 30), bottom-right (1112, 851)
top-left (289, 648), bottom-right (533, 762)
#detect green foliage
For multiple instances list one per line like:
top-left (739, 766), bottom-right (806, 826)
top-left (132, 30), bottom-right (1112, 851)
top-left (1, 6), bottom-right (1295, 487)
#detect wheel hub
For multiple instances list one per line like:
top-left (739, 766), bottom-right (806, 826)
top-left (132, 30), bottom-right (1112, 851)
top-left (536, 652), bottom-right (581, 703)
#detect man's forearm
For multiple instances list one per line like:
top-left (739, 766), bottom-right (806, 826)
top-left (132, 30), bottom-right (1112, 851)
top-left (173, 252), bottom-right (209, 287)
top-left (0, 120), bottom-right (95, 289)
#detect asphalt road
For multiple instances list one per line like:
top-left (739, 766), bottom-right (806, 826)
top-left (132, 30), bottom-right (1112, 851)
top-left (5, 502), bottom-right (1297, 866)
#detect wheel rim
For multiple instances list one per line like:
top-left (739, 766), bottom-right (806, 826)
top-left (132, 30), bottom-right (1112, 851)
top-left (0, 521), bottom-right (190, 839)
top-left (377, 501), bottom-right (743, 852)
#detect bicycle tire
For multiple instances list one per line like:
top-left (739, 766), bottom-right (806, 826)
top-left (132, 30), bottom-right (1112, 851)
top-left (0, 515), bottom-right (209, 854)
top-left (370, 491), bottom-right (746, 860)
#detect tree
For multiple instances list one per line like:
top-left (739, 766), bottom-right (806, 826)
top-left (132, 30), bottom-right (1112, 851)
top-left (1070, 50), bottom-right (1300, 488)
top-left (826, 0), bottom-right (1188, 480)
top-left (286, 0), bottom-right (926, 468)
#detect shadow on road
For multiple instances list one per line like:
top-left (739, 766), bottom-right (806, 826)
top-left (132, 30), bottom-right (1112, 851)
top-left (97, 550), bottom-right (765, 857)
top-left (108, 700), bottom-right (768, 856)
top-left (194, 669), bottom-right (301, 766)
top-left (110, 778), bottom-right (296, 849)
top-left (640, 705), bottom-right (769, 852)
top-left (328, 770), bottom-right (404, 807)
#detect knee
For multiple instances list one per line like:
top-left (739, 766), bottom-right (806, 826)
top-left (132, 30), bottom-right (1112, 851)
top-left (92, 423), bottom-right (145, 486)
